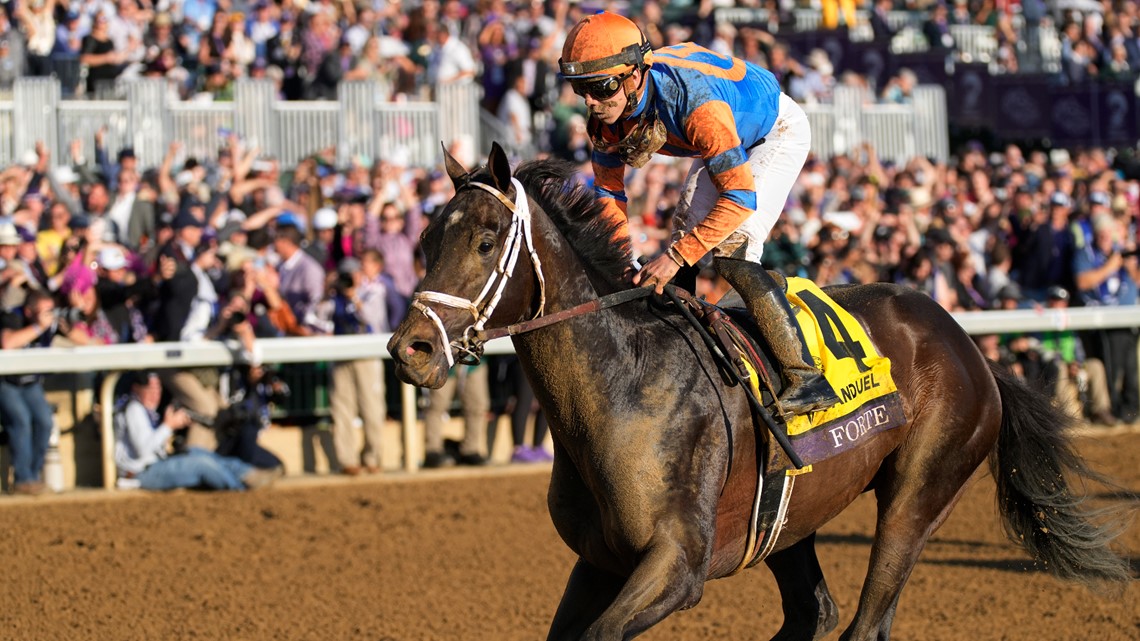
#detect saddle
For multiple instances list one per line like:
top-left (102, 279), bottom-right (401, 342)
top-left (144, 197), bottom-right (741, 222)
top-left (663, 282), bottom-right (907, 572)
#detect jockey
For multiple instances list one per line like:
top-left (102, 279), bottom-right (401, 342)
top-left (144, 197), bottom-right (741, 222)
top-left (560, 11), bottom-right (839, 417)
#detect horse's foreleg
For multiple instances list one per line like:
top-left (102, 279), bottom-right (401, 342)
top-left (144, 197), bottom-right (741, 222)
top-left (549, 533), bottom-right (706, 638)
top-left (763, 533), bottom-right (839, 641)
top-left (579, 537), bottom-right (705, 641)
top-left (546, 559), bottom-right (626, 641)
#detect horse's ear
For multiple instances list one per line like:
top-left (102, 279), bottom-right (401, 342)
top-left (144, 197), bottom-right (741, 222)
top-left (442, 142), bottom-right (468, 186)
top-left (487, 142), bottom-right (512, 192)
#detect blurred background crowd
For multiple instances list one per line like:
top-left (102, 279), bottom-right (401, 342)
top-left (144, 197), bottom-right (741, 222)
top-left (0, 0), bottom-right (1137, 495)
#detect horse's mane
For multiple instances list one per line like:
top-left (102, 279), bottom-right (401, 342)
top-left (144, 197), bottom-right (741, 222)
top-left (512, 159), bottom-right (632, 284)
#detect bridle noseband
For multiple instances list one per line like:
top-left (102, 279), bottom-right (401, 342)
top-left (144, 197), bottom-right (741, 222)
top-left (410, 177), bottom-right (547, 367)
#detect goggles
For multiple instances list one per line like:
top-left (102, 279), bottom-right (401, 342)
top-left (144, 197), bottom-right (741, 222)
top-left (570, 71), bottom-right (633, 101)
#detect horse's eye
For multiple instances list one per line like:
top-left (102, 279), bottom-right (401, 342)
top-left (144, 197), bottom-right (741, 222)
top-left (478, 240), bottom-right (495, 254)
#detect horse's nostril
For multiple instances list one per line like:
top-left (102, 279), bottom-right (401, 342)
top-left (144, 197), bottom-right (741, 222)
top-left (410, 341), bottom-right (434, 357)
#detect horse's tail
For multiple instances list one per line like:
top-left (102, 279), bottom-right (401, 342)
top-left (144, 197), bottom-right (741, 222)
top-left (987, 360), bottom-right (1133, 587)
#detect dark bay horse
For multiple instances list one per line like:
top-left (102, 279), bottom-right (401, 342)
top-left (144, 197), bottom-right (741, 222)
top-left (388, 143), bottom-right (1132, 641)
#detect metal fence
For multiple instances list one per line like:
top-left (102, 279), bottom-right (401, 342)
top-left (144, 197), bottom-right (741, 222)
top-left (0, 75), bottom-right (948, 172)
top-left (2, 77), bottom-right (453, 171)
top-left (806, 85), bottom-right (948, 163)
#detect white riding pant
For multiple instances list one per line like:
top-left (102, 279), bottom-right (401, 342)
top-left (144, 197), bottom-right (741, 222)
top-left (673, 93), bottom-right (811, 264)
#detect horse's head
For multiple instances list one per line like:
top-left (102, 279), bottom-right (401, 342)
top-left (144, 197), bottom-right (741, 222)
top-left (388, 142), bottom-right (546, 388)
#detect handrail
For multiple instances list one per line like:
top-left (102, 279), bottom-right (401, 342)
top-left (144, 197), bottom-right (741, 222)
top-left (1, 305), bottom-right (1135, 376)
top-left (3, 305), bottom-right (1135, 490)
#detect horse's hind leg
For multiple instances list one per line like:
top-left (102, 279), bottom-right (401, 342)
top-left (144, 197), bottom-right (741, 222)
top-left (763, 533), bottom-right (839, 641)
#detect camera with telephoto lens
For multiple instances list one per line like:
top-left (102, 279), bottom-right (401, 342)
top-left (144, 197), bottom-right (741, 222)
top-left (53, 307), bottom-right (83, 326)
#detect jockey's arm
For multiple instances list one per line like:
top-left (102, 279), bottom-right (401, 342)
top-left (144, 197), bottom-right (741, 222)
top-left (670, 101), bottom-right (757, 266)
top-left (592, 149), bottom-right (631, 248)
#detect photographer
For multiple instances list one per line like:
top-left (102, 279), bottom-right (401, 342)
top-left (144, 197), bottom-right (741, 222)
top-left (0, 289), bottom-right (86, 495)
top-left (114, 371), bottom-right (277, 491)
top-left (153, 221), bottom-right (228, 450)
top-left (315, 252), bottom-right (389, 475)
top-left (1074, 213), bottom-right (1140, 423)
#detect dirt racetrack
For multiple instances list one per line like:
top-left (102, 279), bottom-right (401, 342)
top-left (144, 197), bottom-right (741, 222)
top-left (3, 431), bottom-right (1138, 641)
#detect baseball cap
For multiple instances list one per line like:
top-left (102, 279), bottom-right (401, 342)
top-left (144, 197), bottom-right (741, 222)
top-left (313, 207), bottom-right (338, 231)
top-left (338, 256), bottom-right (362, 275)
top-left (127, 370), bottom-right (158, 388)
top-left (172, 211), bottom-right (205, 230)
top-left (1045, 286), bottom-right (1070, 302)
top-left (97, 246), bottom-right (128, 270)
top-left (276, 211), bottom-right (306, 233)
top-left (997, 283), bottom-right (1022, 302)
top-left (0, 223), bottom-right (20, 245)
top-left (1088, 191), bottom-right (1111, 208)
top-left (53, 165), bottom-right (79, 185)
top-left (925, 227), bottom-right (953, 246)
top-left (1049, 192), bottom-right (1071, 208)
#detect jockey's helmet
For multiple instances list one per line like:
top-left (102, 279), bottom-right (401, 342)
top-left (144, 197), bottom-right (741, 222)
top-left (560, 12), bottom-right (651, 90)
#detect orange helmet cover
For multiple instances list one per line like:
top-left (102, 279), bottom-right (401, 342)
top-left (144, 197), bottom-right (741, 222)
top-left (560, 12), bottom-right (652, 79)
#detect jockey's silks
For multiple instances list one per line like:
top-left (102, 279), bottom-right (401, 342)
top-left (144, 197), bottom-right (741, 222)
top-left (591, 43), bottom-right (782, 265)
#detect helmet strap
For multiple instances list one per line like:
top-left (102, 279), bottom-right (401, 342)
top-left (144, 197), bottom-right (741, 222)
top-left (621, 66), bottom-right (649, 119)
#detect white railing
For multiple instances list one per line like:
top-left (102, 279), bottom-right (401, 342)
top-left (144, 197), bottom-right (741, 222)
top-left (0, 305), bottom-right (1136, 490)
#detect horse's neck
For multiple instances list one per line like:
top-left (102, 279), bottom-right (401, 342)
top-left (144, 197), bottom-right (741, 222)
top-left (510, 222), bottom-right (640, 435)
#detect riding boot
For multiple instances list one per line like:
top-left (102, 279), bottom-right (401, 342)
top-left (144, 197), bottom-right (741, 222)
top-left (714, 256), bottom-right (841, 417)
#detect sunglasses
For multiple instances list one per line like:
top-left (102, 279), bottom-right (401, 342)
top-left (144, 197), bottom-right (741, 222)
top-left (571, 71), bottom-right (632, 101)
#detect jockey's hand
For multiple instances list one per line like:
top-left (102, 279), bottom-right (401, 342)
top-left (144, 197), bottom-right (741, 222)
top-left (633, 253), bottom-right (681, 295)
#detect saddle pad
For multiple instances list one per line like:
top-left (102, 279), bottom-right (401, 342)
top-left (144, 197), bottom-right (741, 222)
top-left (779, 278), bottom-right (907, 466)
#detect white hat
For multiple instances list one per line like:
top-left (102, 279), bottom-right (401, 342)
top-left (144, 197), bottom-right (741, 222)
top-left (18, 149), bottom-right (38, 167)
top-left (53, 165), bottom-right (79, 184)
top-left (0, 223), bottom-right (20, 245)
top-left (97, 246), bottom-right (127, 270)
top-left (313, 207), bottom-right (338, 231)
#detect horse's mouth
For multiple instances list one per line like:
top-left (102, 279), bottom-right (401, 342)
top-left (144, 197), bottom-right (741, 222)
top-left (388, 335), bottom-right (450, 389)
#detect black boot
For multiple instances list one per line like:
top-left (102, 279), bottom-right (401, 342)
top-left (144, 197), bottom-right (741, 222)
top-left (714, 256), bottom-right (840, 417)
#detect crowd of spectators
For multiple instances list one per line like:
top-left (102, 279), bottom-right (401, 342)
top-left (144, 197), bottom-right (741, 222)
top-left (0, 0), bottom-right (1137, 495)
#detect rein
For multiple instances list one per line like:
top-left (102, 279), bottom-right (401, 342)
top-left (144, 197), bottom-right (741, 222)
top-left (478, 287), bottom-right (652, 341)
top-left (410, 176), bottom-right (648, 366)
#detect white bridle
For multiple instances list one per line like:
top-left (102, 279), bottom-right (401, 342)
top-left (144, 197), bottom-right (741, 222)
top-left (410, 177), bottom-right (547, 367)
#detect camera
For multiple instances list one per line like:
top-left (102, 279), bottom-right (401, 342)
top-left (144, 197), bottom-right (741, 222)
top-left (230, 311), bottom-right (247, 325)
top-left (53, 307), bottom-right (83, 325)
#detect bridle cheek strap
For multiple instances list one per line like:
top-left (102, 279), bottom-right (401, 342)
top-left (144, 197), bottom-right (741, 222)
top-left (410, 177), bottom-right (546, 368)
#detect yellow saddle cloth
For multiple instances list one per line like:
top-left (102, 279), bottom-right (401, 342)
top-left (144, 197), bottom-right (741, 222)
top-left (744, 277), bottom-right (907, 469)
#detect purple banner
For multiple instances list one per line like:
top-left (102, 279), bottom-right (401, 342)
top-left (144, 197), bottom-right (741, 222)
top-left (789, 393), bottom-right (907, 466)
top-left (1095, 82), bottom-right (1138, 146)
top-left (992, 74), bottom-right (1052, 139)
top-left (952, 63), bottom-right (992, 128)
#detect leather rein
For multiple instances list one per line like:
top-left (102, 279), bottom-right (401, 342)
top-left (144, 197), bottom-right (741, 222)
top-left (409, 177), bottom-right (651, 366)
